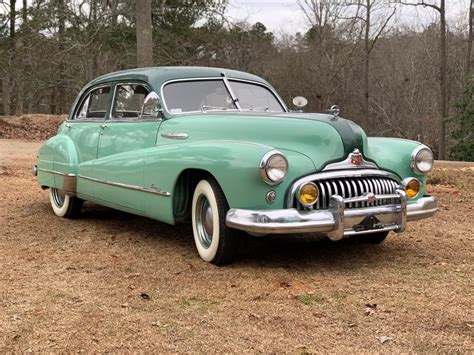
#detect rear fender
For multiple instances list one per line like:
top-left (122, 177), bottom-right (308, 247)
top-left (37, 133), bottom-right (80, 193)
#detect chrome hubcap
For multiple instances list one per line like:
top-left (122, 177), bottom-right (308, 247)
top-left (52, 188), bottom-right (65, 208)
top-left (196, 195), bottom-right (214, 249)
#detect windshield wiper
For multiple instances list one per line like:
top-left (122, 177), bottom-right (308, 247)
top-left (201, 105), bottom-right (238, 113)
top-left (243, 106), bottom-right (270, 112)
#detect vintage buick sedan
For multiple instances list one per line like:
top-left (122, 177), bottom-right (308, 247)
top-left (34, 67), bottom-right (438, 265)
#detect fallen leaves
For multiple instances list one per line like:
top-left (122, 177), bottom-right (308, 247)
top-left (140, 293), bottom-right (151, 300)
top-left (376, 335), bottom-right (394, 344)
top-left (364, 303), bottom-right (377, 316)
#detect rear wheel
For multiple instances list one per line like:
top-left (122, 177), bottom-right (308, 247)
top-left (359, 231), bottom-right (389, 244)
top-left (191, 178), bottom-right (239, 265)
top-left (49, 188), bottom-right (83, 218)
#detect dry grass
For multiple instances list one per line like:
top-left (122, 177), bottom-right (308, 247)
top-left (0, 140), bottom-right (472, 352)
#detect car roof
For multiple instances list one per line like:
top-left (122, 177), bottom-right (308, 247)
top-left (86, 66), bottom-right (271, 90)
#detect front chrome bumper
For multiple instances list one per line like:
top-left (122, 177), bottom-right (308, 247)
top-left (226, 191), bottom-right (438, 241)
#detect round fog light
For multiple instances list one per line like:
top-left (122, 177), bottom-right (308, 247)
top-left (298, 182), bottom-right (319, 207)
top-left (403, 178), bottom-right (421, 199)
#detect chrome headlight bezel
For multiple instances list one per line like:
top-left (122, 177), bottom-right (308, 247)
top-left (259, 150), bottom-right (288, 186)
top-left (411, 145), bottom-right (434, 175)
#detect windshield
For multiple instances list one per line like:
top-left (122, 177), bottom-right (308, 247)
top-left (227, 80), bottom-right (284, 112)
top-left (163, 79), bottom-right (285, 114)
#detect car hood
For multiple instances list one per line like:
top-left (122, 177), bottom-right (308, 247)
top-left (160, 112), bottom-right (369, 170)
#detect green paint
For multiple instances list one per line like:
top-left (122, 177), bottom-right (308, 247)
top-left (36, 66), bottom-right (432, 226)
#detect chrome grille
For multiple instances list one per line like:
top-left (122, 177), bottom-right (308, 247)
top-left (296, 176), bottom-right (400, 210)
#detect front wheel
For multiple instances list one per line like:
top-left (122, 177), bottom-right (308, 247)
top-left (49, 188), bottom-right (83, 218)
top-left (191, 178), bottom-right (239, 265)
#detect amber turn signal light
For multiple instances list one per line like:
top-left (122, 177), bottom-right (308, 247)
top-left (403, 178), bottom-right (421, 199)
top-left (298, 182), bottom-right (319, 207)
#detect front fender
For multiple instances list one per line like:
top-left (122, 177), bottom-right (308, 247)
top-left (143, 141), bottom-right (316, 223)
top-left (365, 137), bottom-right (427, 198)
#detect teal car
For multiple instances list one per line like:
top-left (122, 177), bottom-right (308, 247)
top-left (34, 66), bottom-right (438, 265)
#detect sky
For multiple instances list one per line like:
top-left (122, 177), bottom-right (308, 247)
top-left (226, 0), bottom-right (471, 36)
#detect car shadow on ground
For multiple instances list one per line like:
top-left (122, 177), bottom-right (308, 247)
top-left (35, 200), bottom-right (414, 270)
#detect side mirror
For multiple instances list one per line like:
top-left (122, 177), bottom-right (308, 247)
top-left (292, 96), bottom-right (308, 112)
top-left (141, 91), bottom-right (161, 117)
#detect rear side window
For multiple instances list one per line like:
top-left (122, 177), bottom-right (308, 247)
top-left (75, 86), bottom-right (111, 119)
top-left (112, 84), bottom-right (150, 119)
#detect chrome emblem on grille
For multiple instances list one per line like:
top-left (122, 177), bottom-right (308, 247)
top-left (350, 148), bottom-right (363, 166)
top-left (366, 192), bottom-right (376, 203)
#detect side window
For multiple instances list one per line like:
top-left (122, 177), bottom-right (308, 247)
top-left (75, 86), bottom-right (111, 119)
top-left (112, 84), bottom-right (150, 119)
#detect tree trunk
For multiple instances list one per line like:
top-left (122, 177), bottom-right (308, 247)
top-left (22, 0), bottom-right (27, 23)
top-left (10, 0), bottom-right (16, 43)
top-left (57, 0), bottom-right (66, 114)
top-left (136, 0), bottom-right (154, 68)
top-left (9, 0), bottom-right (17, 115)
top-left (438, 0), bottom-right (447, 159)
top-left (466, 0), bottom-right (473, 82)
top-left (3, 76), bottom-right (11, 115)
top-left (363, 0), bottom-right (371, 124)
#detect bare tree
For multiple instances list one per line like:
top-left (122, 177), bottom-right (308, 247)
top-left (136, 0), bottom-right (153, 67)
top-left (466, 0), bottom-right (473, 81)
top-left (356, 0), bottom-right (396, 123)
top-left (401, 0), bottom-right (448, 159)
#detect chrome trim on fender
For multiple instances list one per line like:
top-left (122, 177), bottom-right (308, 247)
top-left (37, 168), bottom-right (77, 194)
top-left (32, 165), bottom-right (38, 176)
top-left (226, 191), bottom-right (437, 240)
top-left (78, 175), bottom-right (171, 197)
top-left (37, 167), bottom-right (76, 177)
top-left (161, 132), bottom-right (189, 140)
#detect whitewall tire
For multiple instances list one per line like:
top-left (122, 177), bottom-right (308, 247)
top-left (49, 188), bottom-right (83, 219)
top-left (191, 178), bottom-right (239, 265)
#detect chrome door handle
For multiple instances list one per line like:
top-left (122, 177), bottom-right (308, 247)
top-left (100, 124), bottom-right (108, 129)
top-left (65, 123), bottom-right (71, 128)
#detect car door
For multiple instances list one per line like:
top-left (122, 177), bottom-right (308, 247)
top-left (66, 84), bottom-right (112, 197)
top-left (65, 84), bottom-right (112, 162)
top-left (92, 82), bottom-right (162, 211)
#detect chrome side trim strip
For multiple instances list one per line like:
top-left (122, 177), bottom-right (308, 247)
top-left (37, 167), bottom-right (76, 177)
top-left (78, 174), bottom-right (171, 197)
top-left (161, 132), bottom-right (189, 140)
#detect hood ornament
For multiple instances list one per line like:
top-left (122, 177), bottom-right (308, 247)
top-left (323, 148), bottom-right (378, 171)
top-left (350, 148), bottom-right (363, 166)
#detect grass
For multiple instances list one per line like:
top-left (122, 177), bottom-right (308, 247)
top-left (295, 294), bottom-right (326, 305)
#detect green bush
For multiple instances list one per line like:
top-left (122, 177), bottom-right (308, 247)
top-left (449, 84), bottom-right (474, 161)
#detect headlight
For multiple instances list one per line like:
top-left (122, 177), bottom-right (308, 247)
top-left (411, 146), bottom-right (434, 175)
top-left (259, 151), bottom-right (288, 185)
top-left (402, 177), bottom-right (421, 199)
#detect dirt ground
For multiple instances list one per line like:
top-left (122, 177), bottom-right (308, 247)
top-left (0, 138), bottom-right (472, 353)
